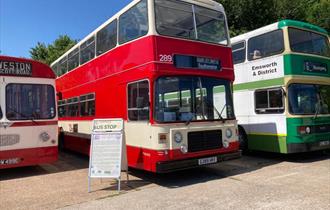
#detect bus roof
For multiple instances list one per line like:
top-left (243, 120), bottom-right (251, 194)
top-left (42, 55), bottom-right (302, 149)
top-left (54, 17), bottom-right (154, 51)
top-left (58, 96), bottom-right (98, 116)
top-left (0, 55), bottom-right (55, 79)
top-left (278, 19), bottom-right (328, 35)
top-left (231, 19), bottom-right (328, 44)
top-left (51, 0), bottom-right (225, 67)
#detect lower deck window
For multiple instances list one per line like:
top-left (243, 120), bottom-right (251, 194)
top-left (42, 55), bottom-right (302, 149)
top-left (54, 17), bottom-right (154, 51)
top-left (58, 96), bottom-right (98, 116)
top-left (80, 94), bottom-right (95, 116)
top-left (58, 100), bottom-right (67, 117)
top-left (255, 88), bottom-right (284, 114)
top-left (67, 97), bottom-right (79, 117)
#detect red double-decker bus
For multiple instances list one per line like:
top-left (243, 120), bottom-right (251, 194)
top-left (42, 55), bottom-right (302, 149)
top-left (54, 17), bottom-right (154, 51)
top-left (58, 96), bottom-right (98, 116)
top-left (0, 56), bottom-right (58, 169)
top-left (52, 0), bottom-right (240, 173)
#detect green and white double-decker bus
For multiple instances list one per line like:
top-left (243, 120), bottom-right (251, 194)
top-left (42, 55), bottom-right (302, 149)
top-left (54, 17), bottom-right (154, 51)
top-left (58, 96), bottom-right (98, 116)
top-left (231, 20), bottom-right (330, 153)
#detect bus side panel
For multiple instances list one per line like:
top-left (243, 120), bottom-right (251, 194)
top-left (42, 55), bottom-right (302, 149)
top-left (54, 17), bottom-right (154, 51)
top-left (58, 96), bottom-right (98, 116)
top-left (245, 114), bottom-right (287, 153)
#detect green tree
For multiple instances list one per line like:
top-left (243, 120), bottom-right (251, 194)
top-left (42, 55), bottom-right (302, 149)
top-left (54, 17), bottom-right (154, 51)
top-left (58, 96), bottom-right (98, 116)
top-left (306, 0), bottom-right (330, 33)
top-left (30, 42), bottom-right (48, 64)
top-left (30, 35), bottom-right (77, 65)
top-left (218, 0), bottom-right (277, 36)
top-left (274, 0), bottom-right (311, 21)
top-left (217, 0), bottom-right (329, 36)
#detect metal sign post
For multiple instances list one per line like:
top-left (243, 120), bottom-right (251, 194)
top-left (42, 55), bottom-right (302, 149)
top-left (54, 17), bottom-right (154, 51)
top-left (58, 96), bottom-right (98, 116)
top-left (88, 118), bottom-right (128, 193)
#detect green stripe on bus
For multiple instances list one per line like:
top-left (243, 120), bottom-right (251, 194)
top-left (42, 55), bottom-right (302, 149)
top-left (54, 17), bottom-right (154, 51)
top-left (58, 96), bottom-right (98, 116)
top-left (278, 19), bottom-right (328, 35)
top-left (284, 54), bottom-right (330, 77)
top-left (247, 134), bottom-right (287, 153)
top-left (233, 77), bottom-right (284, 91)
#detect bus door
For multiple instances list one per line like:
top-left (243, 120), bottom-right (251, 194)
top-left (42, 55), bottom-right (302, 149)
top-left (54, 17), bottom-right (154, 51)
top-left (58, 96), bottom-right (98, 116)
top-left (0, 76), bottom-right (4, 134)
top-left (0, 76), bottom-right (22, 167)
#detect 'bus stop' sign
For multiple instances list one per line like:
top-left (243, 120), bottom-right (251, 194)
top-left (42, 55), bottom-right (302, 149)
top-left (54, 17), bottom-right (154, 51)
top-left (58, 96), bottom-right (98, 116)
top-left (88, 118), bottom-right (126, 192)
top-left (92, 119), bottom-right (123, 132)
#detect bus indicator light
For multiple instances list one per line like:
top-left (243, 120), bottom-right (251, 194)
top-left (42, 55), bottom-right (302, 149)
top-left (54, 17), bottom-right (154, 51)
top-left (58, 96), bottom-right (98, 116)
top-left (298, 126), bottom-right (311, 135)
top-left (158, 133), bottom-right (168, 144)
top-left (223, 139), bottom-right (230, 148)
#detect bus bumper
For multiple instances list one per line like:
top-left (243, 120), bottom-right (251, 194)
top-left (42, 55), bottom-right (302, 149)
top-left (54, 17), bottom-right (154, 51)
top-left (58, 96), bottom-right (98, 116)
top-left (0, 146), bottom-right (58, 169)
top-left (287, 141), bottom-right (330, 153)
top-left (155, 150), bottom-right (241, 173)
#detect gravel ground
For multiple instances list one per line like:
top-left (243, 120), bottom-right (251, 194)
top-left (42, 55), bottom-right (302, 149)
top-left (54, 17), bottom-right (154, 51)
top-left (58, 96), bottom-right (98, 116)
top-left (1, 151), bottom-right (329, 210)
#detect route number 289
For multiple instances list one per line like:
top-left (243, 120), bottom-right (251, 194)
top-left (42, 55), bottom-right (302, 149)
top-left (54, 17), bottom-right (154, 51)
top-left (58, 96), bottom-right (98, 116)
top-left (159, 54), bottom-right (173, 63)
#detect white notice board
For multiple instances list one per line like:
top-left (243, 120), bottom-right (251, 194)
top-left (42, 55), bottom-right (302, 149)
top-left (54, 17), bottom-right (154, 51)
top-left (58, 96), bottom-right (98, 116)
top-left (89, 132), bottom-right (123, 178)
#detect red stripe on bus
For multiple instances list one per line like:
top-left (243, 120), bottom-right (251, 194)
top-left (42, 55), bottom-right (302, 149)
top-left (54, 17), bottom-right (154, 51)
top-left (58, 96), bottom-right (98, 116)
top-left (0, 146), bottom-right (58, 169)
top-left (10, 121), bottom-right (58, 127)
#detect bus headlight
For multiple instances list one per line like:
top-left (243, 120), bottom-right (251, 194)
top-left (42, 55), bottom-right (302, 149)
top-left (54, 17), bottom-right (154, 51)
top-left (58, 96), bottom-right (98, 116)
top-left (180, 144), bottom-right (188, 154)
top-left (39, 132), bottom-right (50, 142)
top-left (226, 128), bottom-right (233, 138)
top-left (174, 132), bottom-right (183, 143)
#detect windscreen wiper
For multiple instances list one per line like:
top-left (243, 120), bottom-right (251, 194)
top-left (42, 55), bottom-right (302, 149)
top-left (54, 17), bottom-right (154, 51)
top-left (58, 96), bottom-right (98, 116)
top-left (203, 99), bottom-right (224, 121)
top-left (314, 91), bottom-right (323, 120)
top-left (185, 114), bottom-right (194, 126)
top-left (6, 107), bottom-right (38, 124)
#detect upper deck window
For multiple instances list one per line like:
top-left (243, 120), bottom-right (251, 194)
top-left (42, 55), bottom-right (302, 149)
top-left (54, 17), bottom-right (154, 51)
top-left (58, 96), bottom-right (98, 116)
top-left (232, 41), bottom-right (246, 64)
top-left (248, 30), bottom-right (284, 61)
top-left (80, 36), bottom-right (95, 65)
top-left (119, 0), bottom-right (148, 44)
top-left (59, 57), bottom-right (68, 76)
top-left (68, 48), bottom-right (79, 71)
top-left (289, 28), bottom-right (330, 57)
top-left (51, 63), bottom-right (59, 77)
top-left (155, 0), bottom-right (228, 45)
top-left (97, 20), bottom-right (117, 56)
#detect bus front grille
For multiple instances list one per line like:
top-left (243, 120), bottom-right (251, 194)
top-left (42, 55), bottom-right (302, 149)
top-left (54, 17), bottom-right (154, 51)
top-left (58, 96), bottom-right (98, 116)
top-left (187, 130), bottom-right (222, 152)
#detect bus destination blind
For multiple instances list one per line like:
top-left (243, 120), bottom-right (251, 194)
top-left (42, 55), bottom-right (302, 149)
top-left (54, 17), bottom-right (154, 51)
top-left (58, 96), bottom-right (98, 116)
top-left (174, 55), bottom-right (221, 71)
top-left (0, 60), bottom-right (32, 76)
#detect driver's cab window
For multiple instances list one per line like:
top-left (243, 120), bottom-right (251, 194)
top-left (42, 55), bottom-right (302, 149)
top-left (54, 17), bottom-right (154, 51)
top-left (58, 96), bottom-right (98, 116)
top-left (127, 80), bottom-right (149, 121)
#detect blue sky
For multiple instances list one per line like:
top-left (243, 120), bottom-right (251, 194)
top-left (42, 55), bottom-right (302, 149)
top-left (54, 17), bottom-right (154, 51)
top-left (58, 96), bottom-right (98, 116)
top-left (0, 0), bottom-right (132, 58)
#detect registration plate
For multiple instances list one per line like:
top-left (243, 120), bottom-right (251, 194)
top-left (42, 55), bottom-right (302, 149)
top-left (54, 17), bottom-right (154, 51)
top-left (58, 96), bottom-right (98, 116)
top-left (0, 158), bottom-right (21, 165)
top-left (319, 140), bottom-right (330, 146)
top-left (198, 156), bottom-right (217, 165)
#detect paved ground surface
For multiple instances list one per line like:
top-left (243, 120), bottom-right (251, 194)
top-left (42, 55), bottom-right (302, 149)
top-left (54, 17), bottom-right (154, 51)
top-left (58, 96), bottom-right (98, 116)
top-left (0, 150), bottom-right (329, 210)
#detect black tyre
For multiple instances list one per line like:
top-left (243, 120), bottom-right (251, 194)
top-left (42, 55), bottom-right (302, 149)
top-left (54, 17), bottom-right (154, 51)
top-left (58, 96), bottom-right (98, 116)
top-left (238, 126), bottom-right (248, 152)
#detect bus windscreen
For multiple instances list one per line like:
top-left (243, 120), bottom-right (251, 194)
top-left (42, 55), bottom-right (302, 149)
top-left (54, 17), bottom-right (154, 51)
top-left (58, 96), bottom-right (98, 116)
top-left (155, 76), bottom-right (234, 123)
top-left (6, 84), bottom-right (56, 120)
